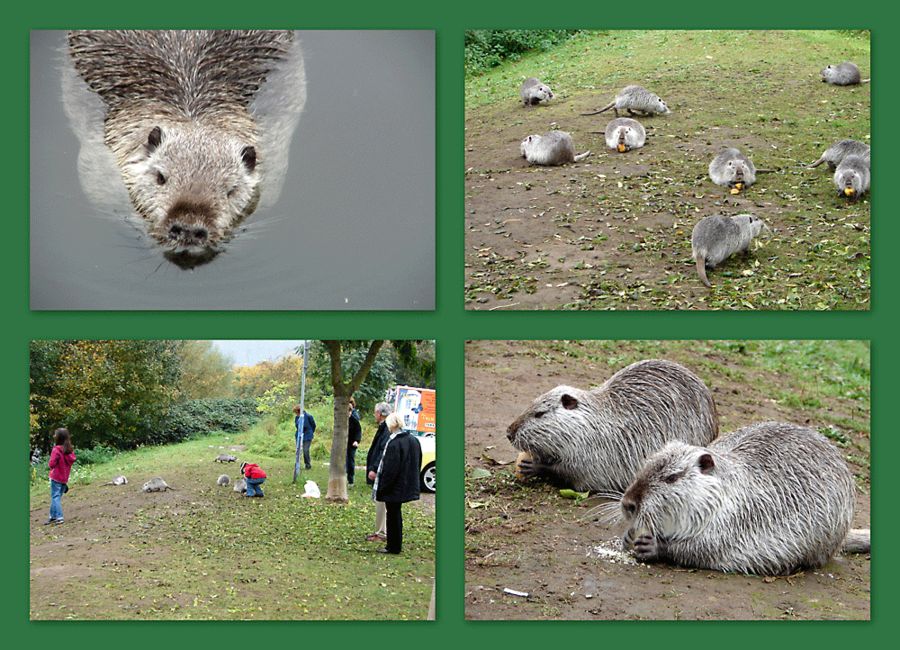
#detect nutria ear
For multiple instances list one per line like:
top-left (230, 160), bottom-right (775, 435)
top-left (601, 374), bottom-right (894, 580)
top-left (147, 126), bottom-right (162, 151)
top-left (698, 453), bottom-right (715, 474)
top-left (561, 394), bottom-right (578, 410)
top-left (241, 146), bottom-right (257, 172)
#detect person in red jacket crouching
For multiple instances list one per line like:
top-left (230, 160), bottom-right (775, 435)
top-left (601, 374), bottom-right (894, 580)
top-left (240, 462), bottom-right (267, 498)
top-left (46, 428), bottom-right (77, 525)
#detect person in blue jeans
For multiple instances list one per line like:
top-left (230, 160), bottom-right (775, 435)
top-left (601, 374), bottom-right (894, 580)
top-left (241, 462), bottom-right (267, 498)
top-left (46, 428), bottom-right (76, 525)
top-left (293, 404), bottom-right (317, 470)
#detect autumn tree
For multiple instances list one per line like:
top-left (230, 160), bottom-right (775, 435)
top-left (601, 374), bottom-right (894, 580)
top-left (29, 340), bottom-right (181, 452)
top-left (177, 340), bottom-right (234, 399)
top-left (319, 340), bottom-right (434, 503)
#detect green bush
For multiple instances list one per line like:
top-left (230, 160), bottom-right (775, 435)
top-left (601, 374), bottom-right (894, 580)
top-left (465, 30), bottom-right (580, 76)
top-left (75, 444), bottom-right (117, 465)
top-left (155, 398), bottom-right (259, 444)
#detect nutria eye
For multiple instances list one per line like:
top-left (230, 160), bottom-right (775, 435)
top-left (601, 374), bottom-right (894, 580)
top-left (664, 473), bottom-right (680, 484)
top-left (227, 187), bottom-right (237, 198)
top-left (561, 394), bottom-right (578, 410)
top-left (534, 411), bottom-right (546, 419)
top-left (156, 171), bottom-right (166, 185)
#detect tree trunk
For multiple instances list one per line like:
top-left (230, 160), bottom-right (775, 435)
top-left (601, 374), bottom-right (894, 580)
top-left (323, 340), bottom-right (385, 502)
top-left (326, 391), bottom-right (350, 503)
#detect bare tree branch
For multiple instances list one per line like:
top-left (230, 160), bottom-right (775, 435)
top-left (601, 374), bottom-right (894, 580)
top-left (348, 340), bottom-right (385, 394)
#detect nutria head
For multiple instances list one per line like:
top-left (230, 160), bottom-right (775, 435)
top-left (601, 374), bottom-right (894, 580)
top-left (120, 123), bottom-right (260, 266)
top-left (620, 441), bottom-right (725, 544)
top-left (506, 385), bottom-right (598, 467)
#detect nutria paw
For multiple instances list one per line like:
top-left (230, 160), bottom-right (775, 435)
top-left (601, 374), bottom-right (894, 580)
top-left (631, 534), bottom-right (660, 562)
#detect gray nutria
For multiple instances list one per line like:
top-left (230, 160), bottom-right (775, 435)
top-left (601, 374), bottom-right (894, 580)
top-left (102, 475), bottom-right (128, 486)
top-left (691, 214), bottom-right (769, 288)
top-left (620, 421), bottom-right (870, 575)
top-left (142, 477), bottom-right (174, 492)
top-left (821, 62), bottom-right (869, 86)
top-left (215, 454), bottom-right (237, 463)
top-left (834, 154), bottom-right (870, 200)
top-left (520, 132), bottom-right (591, 166)
top-left (66, 30), bottom-right (298, 260)
top-left (507, 359), bottom-right (718, 493)
top-left (604, 117), bottom-right (646, 152)
top-left (808, 139), bottom-right (870, 170)
top-left (520, 77), bottom-right (554, 106)
top-left (582, 85), bottom-right (671, 117)
top-left (233, 478), bottom-right (247, 494)
top-left (217, 474), bottom-right (231, 487)
top-left (708, 147), bottom-right (757, 192)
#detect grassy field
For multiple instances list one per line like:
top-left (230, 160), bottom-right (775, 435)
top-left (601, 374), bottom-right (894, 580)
top-left (465, 340), bottom-right (870, 619)
top-left (465, 30), bottom-right (870, 310)
top-left (30, 428), bottom-right (435, 620)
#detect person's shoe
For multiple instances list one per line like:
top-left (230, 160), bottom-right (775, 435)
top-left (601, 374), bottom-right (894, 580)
top-left (305, 466), bottom-right (312, 470)
top-left (53, 519), bottom-right (64, 525)
top-left (378, 547), bottom-right (400, 555)
top-left (376, 547), bottom-right (390, 554)
top-left (42, 519), bottom-right (56, 526)
top-left (365, 533), bottom-right (386, 542)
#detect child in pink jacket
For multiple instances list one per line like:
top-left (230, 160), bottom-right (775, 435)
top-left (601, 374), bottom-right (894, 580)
top-left (46, 428), bottom-right (76, 525)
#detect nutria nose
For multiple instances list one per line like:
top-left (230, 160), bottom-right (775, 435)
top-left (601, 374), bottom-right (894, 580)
top-left (506, 419), bottom-right (520, 442)
top-left (168, 223), bottom-right (209, 245)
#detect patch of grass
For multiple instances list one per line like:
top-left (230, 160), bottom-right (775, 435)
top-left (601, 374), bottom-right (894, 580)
top-left (465, 30), bottom-right (870, 310)
top-left (30, 432), bottom-right (434, 620)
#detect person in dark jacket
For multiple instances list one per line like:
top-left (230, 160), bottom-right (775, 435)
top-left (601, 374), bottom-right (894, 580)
top-left (374, 413), bottom-right (422, 554)
top-left (293, 405), bottom-right (317, 470)
top-left (346, 400), bottom-right (362, 485)
top-left (365, 402), bottom-right (392, 542)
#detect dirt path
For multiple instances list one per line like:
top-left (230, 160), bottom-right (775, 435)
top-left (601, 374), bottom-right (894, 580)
top-left (464, 340), bottom-right (870, 620)
top-left (30, 440), bottom-right (435, 620)
top-left (464, 31), bottom-right (870, 310)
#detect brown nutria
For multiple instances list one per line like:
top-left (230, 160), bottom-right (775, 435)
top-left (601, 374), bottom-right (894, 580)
top-left (67, 30), bottom-right (300, 264)
top-left (620, 421), bottom-right (869, 575)
top-left (506, 359), bottom-right (718, 493)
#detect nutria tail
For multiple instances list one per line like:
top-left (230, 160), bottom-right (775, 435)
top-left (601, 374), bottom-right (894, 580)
top-left (581, 101), bottom-right (615, 116)
top-left (807, 156), bottom-right (826, 169)
top-left (861, 78), bottom-right (871, 84)
top-left (842, 528), bottom-right (870, 554)
top-left (695, 255), bottom-right (711, 288)
top-left (574, 150), bottom-right (592, 162)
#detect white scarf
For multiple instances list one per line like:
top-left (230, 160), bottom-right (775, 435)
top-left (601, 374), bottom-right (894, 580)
top-left (372, 429), bottom-right (400, 500)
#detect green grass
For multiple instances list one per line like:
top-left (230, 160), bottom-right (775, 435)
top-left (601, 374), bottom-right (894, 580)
top-left (30, 431), bottom-right (434, 620)
top-left (465, 30), bottom-right (870, 310)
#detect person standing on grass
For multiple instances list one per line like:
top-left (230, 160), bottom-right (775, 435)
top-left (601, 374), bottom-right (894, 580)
top-left (45, 428), bottom-right (76, 525)
top-left (293, 404), bottom-right (317, 470)
top-left (373, 413), bottom-right (422, 554)
top-left (365, 402), bottom-right (392, 542)
top-left (240, 462), bottom-right (267, 498)
top-left (347, 400), bottom-right (362, 485)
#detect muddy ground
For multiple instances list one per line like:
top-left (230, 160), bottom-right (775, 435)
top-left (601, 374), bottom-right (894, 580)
top-left (30, 438), bottom-right (435, 620)
top-left (464, 340), bottom-right (870, 620)
top-left (464, 31), bottom-right (870, 310)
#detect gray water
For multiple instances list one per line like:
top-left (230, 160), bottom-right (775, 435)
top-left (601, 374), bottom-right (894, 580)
top-left (30, 30), bottom-right (434, 310)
